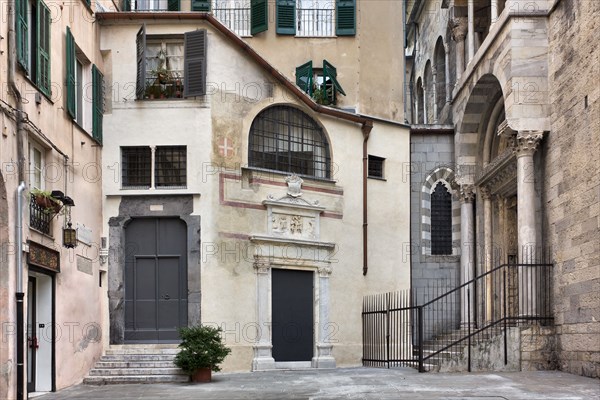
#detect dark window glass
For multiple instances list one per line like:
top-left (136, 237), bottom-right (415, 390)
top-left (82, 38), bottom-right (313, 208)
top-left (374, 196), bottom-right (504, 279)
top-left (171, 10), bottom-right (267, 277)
top-left (122, 147), bottom-right (151, 188)
top-left (155, 146), bottom-right (187, 188)
top-left (249, 106), bottom-right (330, 179)
top-left (368, 155), bottom-right (385, 178)
top-left (431, 182), bottom-right (452, 255)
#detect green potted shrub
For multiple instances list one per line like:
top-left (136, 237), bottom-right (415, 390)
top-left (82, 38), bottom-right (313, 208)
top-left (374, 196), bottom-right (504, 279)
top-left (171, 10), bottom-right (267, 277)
top-left (174, 325), bottom-right (231, 383)
top-left (30, 189), bottom-right (62, 215)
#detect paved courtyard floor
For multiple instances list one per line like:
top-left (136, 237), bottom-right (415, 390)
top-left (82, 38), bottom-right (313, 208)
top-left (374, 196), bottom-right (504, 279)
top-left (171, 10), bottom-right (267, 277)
top-left (38, 367), bottom-right (599, 400)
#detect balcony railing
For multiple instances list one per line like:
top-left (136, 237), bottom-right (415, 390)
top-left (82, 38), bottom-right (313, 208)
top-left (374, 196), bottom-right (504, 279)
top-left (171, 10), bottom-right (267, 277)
top-left (297, 8), bottom-right (334, 37)
top-left (213, 7), bottom-right (251, 36)
top-left (126, 0), bottom-right (169, 11)
top-left (30, 195), bottom-right (55, 235)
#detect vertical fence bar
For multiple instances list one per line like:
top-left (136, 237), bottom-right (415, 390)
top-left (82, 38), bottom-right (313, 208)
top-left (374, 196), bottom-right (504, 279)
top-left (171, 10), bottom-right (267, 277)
top-left (467, 287), bottom-right (471, 372)
top-left (418, 306), bottom-right (424, 372)
top-left (503, 269), bottom-right (508, 365)
top-left (386, 292), bottom-right (390, 368)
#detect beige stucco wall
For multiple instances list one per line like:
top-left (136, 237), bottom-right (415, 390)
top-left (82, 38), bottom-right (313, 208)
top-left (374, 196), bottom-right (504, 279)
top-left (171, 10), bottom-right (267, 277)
top-left (0, 1), bottom-right (106, 397)
top-left (101, 18), bottom-right (410, 371)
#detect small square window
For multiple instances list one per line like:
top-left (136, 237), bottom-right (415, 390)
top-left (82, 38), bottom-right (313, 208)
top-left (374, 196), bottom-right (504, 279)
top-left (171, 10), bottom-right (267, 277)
top-left (368, 155), bottom-right (385, 179)
top-left (155, 146), bottom-right (187, 188)
top-left (122, 147), bottom-right (151, 189)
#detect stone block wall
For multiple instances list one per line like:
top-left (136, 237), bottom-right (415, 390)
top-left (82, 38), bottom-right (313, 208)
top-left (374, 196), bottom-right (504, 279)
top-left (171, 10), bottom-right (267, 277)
top-left (521, 326), bottom-right (558, 371)
top-left (545, 0), bottom-right (600, 378)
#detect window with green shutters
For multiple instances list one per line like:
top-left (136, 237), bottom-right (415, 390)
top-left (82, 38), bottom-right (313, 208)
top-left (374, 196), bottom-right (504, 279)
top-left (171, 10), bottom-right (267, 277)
top-left (17, 0), bottom-right (52, 96)
top-left (191, 0), bottom-right (210, 11)
top-left (336, 0), bottom-right (356, 36)
top-left (66, 27), bottom-right (76, 119)
top-left (250, 0), bottom-right (268, 35)
top-left (276, 0), bottom-right (296, 35)
top-left (92, 65), bottom-right (104, 144)
top-left (168, 0), bottom-right (180, 11)
top-left (295, 61), bottom-right (313, 96)
top-left (295, 60), bottom-right (346, 105)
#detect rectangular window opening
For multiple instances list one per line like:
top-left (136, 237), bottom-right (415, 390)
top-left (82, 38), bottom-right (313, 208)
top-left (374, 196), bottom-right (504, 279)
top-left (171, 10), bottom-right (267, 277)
top-left (368, 155), bottom-right (385, 179)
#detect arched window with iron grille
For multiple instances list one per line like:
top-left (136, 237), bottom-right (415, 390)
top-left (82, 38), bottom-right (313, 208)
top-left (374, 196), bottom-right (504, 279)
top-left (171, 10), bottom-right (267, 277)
top-left (431, 181), bottom-right (452, 255)
top-left (249, 106), bottom-right (331, 179)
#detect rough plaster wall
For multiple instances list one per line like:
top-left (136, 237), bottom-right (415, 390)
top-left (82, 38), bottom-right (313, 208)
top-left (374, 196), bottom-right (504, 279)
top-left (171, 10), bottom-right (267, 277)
top-left (546, 0), bottom-right (600, 379)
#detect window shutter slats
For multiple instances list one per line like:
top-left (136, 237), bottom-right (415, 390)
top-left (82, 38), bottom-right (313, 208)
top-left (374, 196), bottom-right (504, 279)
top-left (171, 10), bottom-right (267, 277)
top-left (92, 65), bottom-right (104, 144)
top-left (16, 0), bottom-right (29, 72)
top-left (184, 30), bottom-right (207, 97)
top-left (276, 0), bottom-right (296, 35)
top-left (191, 0), bottom-right (210, 11)
top-left (168, 0), bottom-right (180, 11)
top-left (136, 25), bottom-right (146, 100)
top-left (295, 61), bottom-right (313, 96)
top-left (37, 0), bottom-right (51, 96)
top-left (250, 0), bottom-right (268, 35)
top-left (323, 59), bottom-right (346, 104)
top-left (66, 27), bottom-right (76, 119)
top-left (336, 0), bottom-right (356, 36)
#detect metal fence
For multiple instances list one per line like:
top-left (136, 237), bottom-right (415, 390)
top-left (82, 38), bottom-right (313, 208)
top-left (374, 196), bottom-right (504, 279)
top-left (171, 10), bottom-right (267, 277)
top-left (214, 7), bottom-right (251, 36)
top-left (362, 262), bottom-right (554, 372)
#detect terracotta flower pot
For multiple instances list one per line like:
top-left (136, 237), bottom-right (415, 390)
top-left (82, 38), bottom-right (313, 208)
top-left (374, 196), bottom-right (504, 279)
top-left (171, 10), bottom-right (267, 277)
top-left (191, 368), bottom-right (211, 383)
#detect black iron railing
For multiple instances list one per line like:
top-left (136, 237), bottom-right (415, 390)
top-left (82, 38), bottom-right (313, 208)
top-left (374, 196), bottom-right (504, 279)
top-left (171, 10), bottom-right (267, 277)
top-left (362, 262), bottom-right (553, 372)
top-left (29, 195), bottom-right (56, 235)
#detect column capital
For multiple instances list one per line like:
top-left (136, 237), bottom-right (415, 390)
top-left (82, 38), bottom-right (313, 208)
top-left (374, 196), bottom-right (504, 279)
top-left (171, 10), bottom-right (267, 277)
top-left (480, 186), bottom-right (493, 201)
top-left (459, 184), bottom-right (476, 203)
top-left (449, 17), bottom-right (468, 41)
top-left (431, 64), bottom-right (438, 76)
top-left (318, 266), bottom-right (332, 278)
top-left (514, 131), bottom-right (544, 157)
top-left (253, 257), bottom-right (271, 274)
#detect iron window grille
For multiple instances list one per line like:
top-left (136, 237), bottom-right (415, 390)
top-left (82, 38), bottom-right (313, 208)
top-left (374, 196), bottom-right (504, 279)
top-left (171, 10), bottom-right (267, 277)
top-left (431, 181), bottom-right (452, 255)
top-left (249, 105), bottom-right (331, 179)
top-left (368, 155), bottom-right (385, 179)
top-left (122, 147), bottom-right (151, 189)
top-left (29, 194), bottom-right (52, 235)
top-left (155, 146), bottom-right (187, 188)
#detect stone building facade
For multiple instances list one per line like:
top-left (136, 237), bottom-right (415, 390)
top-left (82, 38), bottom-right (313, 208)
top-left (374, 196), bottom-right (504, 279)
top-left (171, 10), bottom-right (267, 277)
top-left (406, 0), bottom-right (599, 378)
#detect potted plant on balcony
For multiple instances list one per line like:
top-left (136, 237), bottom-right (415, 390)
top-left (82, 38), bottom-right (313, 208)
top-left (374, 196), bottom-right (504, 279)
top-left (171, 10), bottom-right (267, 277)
top-left (30, 189), bottom-right (62, 215)
top-left (174, 325), bottom-right (231, 383)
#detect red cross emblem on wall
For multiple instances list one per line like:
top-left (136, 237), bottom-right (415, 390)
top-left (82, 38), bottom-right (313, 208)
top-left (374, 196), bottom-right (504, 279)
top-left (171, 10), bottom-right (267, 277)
top-left (218, 137), bottom-right (234, 158)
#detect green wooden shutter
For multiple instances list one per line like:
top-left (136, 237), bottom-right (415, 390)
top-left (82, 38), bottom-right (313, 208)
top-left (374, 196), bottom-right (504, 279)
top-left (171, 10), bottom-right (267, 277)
top-left (122, 0), bottom-right (130, 11)
top-left (250, 0), bottom-right (268, 35)
top-left (184, 30), bottom-right (207, 97)
top-left (66, 27), bottom-right (76, 119)
top-left (136, 25), bottom-right (146, 100)
top-left (323, 60), bottom-right (345, 104)
top-left (168, 0), bottom-right (180, 11)
top-left (37, 0), bottom-right (51, 96)
top-left (92, 65), bottom-right (104, 144)
top-left (295, 61), bottom-right (313, 96)
top-left (16, 0), bottom-right (29, 72)
top-left (276, 0), bottom-right (296, 35)
top-left (191, 0), bottom-right (210, 11)
top-left (336, 0), bottom-right (356, 36)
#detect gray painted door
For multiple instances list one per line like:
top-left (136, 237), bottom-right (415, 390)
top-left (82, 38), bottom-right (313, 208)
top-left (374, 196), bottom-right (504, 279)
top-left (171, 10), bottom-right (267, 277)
top-left (124, 218), bottom-right (188, 343)
top-left (272, 269), bottom-right (314, 361)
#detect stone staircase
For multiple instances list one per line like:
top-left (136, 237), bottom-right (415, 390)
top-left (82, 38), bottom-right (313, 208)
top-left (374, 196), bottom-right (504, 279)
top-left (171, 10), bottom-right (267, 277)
top-left (84, 344), bottom-right (190, 385)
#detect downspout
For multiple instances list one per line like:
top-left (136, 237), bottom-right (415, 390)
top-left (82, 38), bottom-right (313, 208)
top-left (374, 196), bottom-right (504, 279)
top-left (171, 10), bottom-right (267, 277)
top-left (362, 122), bottom-right (373, 276)
top-left (8, 0), bottom-right (27, 399)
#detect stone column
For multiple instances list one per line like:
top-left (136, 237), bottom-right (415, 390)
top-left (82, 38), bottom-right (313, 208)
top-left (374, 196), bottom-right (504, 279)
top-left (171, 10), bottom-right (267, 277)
top-left (312, 266), bottom-right (336, 368)
top-left (491, 0), bottom-right (499, 26)
top-left (252, 258), bottom-right (275, 371)
top-left (467, 0), bottom-right (475, 62)
top-left (481, 187), bottom-right (494, 323)
top-left (450, 18), bottom-right (468, 81)
top-left (414, 97), bottom-right (420, 125)
top-left (514, 131), bottom-right (543, 316)
top-left (459, 184), bottom-right (476, 326)
top-left (444, 46), bottom-right (452, 102)
top-left (431, 64), bottom-right (438, 123)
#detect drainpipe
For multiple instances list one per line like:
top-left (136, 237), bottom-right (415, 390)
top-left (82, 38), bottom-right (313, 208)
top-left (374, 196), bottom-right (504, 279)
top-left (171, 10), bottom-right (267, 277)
top-left (362, 122), bottom-right (373, 276)
top-left (15, 182), bottom-right (26, 400)
top-left (9, 0), bottom-right (27, 398)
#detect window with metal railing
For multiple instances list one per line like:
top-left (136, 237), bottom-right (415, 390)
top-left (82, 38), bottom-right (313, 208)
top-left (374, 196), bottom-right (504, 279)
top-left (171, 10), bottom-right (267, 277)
top-left (121, 146), bottom-right (187, 189)
top-left (296, 0), bottom-right (334, 37)
top-left (30, 194), bottom-right (54, 235)
top-left (155, 146), bottom-right (187, 188)
top-left (213, 0), bottom-right (251, 36)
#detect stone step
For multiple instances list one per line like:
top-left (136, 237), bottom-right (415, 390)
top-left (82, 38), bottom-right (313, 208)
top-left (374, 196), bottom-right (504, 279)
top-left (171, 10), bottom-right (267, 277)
top-left (84, 375), bottom-right (190, 385)
top-left (100, 354), bottom-right (177, 361)
top-left (109, 344), bottom-right (180, 350)
top-left (104, 348), bottom-right (180, 355)
top-left (95, 361), bottom-right (176, 369)
top-left (89, 367), bottom-right (185, 376)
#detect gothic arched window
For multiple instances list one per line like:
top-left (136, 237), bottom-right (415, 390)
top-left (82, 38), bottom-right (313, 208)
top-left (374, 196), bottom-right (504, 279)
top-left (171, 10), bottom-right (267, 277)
top-left (249, 106), bottom-right (331, 179)
top-left (431, 182), bottom-right (452, 255)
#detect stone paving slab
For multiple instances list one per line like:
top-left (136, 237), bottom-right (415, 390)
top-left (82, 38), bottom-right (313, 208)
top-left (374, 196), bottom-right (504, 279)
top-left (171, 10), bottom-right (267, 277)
top-left (38, 367), bottom-right (599, 400)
